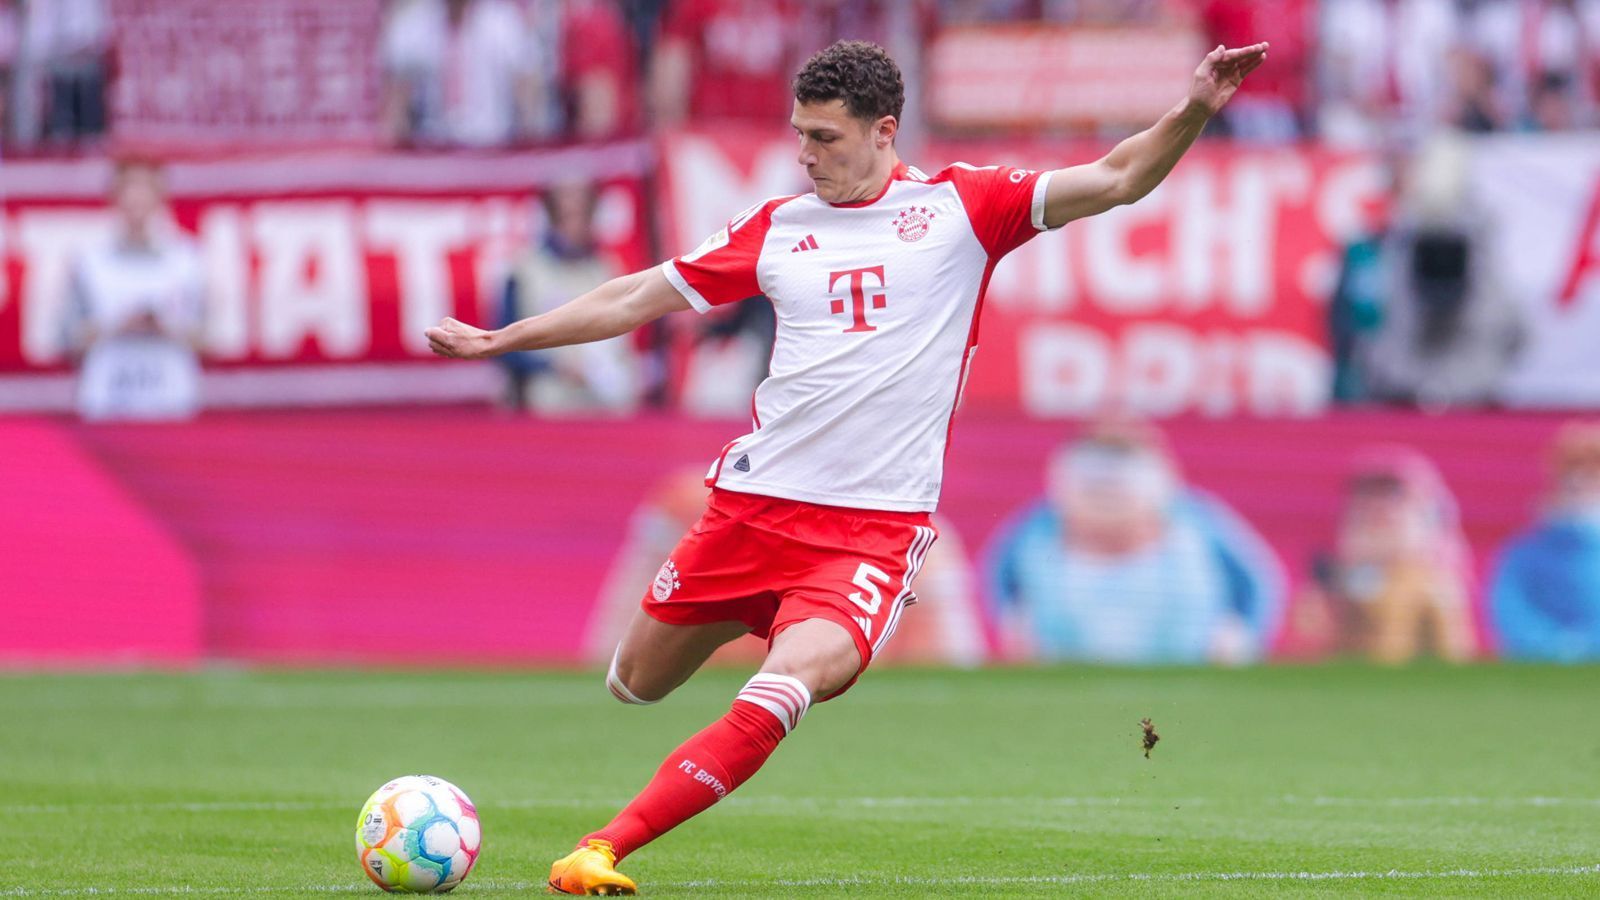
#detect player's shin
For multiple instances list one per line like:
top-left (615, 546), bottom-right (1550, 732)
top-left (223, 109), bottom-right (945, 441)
top-left (579, 673), bottom-right (812, 861)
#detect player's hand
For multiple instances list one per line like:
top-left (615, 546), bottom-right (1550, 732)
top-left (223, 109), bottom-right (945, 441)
top-left (425, 317), bottom-right (498, 359)
top-left (1189, 42), bottom-right (1268, 116)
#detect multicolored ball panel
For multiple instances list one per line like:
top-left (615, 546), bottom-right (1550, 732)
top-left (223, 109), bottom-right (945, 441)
top-left (355, 776), bottom-right (480, 893)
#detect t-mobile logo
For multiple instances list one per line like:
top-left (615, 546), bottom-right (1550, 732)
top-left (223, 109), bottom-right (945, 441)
top-left (827, 266), bottom-right (887, 333)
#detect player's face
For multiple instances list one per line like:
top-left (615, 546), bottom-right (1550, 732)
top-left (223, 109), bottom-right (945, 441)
top-left (792, 99), bottom-right (894, 204)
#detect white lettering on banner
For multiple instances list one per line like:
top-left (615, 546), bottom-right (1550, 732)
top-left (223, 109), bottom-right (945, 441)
top-left (1314, 158), bottom-right (1387, 248)
top-left (1124, 324), bottom-right (1198, 417)
top-left (1195, 335), bottom-right (1240, 418)
top-left (17, 210), bottom-right (113, 365)
top-left (197, 205), bottom-right (251, 360)
top-left (1083, 186), bottom-right (1169, 314)
top-left (364, 202), bottom-right (474, 354)
top-left (252, 201), bottom-right (368, 358)
top-left (472, 197), bottom-right (534, 320)
top-left (1021, 323), bottom-right (1326, 417)
top-left (669, 136), bottom-right (806, 254)
top-left (997, 228), bottom-right (1076, 312)
top-left (1246, 333), bottom-right (1328, 416)
top-left (1021, 324), bottom-right (1109, 416)
top-left (1173, 161), bottom-right (1304, 316)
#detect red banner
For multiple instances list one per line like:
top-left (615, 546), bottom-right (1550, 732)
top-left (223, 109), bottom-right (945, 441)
top-left (658, 128), bottom-right (1385, 417)
top-left (0, 145), bottom-right (653, 376)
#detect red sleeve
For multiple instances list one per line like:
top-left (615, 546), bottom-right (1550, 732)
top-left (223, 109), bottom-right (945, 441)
top-left (563, 6), bottom-right (629, 80)
top-left (661, 199), bottom-right (783, 312)
top-left (943, 163), bottom-right (1059, 260)
top-left (658, 0), bottom-right (706, 45)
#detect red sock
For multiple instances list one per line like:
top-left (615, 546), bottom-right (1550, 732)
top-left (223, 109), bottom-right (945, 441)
top-left (581, 673), bottom-right (812, 861)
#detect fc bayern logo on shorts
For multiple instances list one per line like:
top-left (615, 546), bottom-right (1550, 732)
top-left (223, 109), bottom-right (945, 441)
top-left (893, 206), bottom-right (936, 242)
top-left (652, 560), bottom-right (681, 601)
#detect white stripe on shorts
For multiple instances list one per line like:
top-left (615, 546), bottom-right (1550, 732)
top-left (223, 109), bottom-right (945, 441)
top-left (873, 525), bottom-right (935, 657)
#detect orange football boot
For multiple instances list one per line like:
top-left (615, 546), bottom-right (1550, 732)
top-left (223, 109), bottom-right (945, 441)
top-left (548, 839), bottom-right (638, 895)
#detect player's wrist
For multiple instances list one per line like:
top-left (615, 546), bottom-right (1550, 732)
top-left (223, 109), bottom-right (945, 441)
top-left (1176, 95), bottom-right (1214, 122)
top-left (480, 328), bottom-right (509, 358)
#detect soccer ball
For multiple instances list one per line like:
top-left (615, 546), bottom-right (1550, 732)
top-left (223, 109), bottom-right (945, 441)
top-left (355, 775), bottom-right (482, 893)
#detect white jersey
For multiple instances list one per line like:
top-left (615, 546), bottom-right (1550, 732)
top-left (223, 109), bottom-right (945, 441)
top-left (662, 161), bottom-right (1059, 512)
top-left (69, 232), bottom-right (205, 421)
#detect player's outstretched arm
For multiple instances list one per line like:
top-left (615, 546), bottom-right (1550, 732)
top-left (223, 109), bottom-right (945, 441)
top-left (1040, 42), bottom-right (1268, 229)
top-left (425, 266), bottom-right (689, 360)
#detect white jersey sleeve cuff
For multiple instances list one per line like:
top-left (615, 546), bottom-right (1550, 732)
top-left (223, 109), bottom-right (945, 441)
top-left (660, 259), bottom-right (712, 313)
top-left (1031, 170), bottom-right (1064, 233)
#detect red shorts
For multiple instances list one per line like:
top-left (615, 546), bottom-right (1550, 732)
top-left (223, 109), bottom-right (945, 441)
top-left (641, 488), bottom-right (938, 697)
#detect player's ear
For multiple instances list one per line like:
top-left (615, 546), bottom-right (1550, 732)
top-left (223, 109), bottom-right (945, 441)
top-left (875, 115), bottom-right (897, 148)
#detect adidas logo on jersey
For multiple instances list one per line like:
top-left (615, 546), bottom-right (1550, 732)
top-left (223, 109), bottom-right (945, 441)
top-left (733, 454), bottom-right (751, 472)
top-left (790, 234), bottom-right (819, 253)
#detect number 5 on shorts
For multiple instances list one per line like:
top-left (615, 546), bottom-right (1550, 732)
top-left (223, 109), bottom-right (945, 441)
top-left (847, 563), bottom-right (891, 615)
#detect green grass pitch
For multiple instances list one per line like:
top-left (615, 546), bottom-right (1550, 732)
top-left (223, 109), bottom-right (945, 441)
top-left (3, 665), bottom-right (1598, 897)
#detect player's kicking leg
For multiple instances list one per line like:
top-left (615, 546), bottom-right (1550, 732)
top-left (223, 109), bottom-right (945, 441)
top-left (548, 617), bottom-right (861, 895)
top-left (549, 611), bottom-right (752, 895)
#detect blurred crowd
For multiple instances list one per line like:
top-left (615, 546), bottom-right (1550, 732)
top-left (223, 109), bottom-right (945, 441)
top-left (12, 0), bottom-right (1591, 421)
top-left (3, 0), bottom-right (1600, 150)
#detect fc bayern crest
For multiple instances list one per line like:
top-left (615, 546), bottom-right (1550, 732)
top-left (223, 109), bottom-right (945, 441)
top-left (893, 206), bottom-right (936, 242)
top-left (652, 560), bottom-right (681, 601)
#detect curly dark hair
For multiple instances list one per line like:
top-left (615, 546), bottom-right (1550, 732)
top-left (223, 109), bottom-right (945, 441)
top-left (792, 40), bottom-right (905, 124)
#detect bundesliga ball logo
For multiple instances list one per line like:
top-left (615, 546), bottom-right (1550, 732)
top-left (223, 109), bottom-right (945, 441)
top-left (893, 206), bottom-right (935, 242)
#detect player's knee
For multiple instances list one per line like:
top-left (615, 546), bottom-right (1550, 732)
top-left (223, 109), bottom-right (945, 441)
top-left (762, 619), bottom-right (862, 698)
top-left (605, 652), bottom-right (665, 705)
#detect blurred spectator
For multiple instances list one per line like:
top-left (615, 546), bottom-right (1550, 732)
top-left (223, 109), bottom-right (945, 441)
top-left (1529, 69), bottom-right (1582, 130)
top-left (10, 0), bottom-right (109, 147)
top-left (561, 0), bottom-right (642, 139)
top-left (1327, 171), bottom-right (1390, 404)
top-left (0, 0), bottom-right (16, 144)
top-left (677, 296), bottom-right (774, 417)
top-left (648, 0), bottom-right (817, 127)
top-left (1490, 422), bottom-right (1600, 661)
top-left (803, 0), bottom-right (938, 150)
top-left (590, 468), bottom-right (987, 667)
top-left (938, 0), bottom-right (1040, 22)
top-left (985, 422), bottom-right (1285, 665)
top-left (500, 181), bottom-right (640, 413)
top-left (381, 0), bottom-right (553, 146)
top-left (1294, 447), bottom-right (1476, 662)
top-left (1466, 0), bottom-right (1597, 132)
top-left (1344, 136), bottom-right (1525, 408)
top-left (1316, 0), bottom-right (1461, 146)
top-left (63, 158), bottom-right (206, 421)
top-left (1039, 0), bottom-right (1177, 25)
top-left (1447, 45), bottom-right (1510, 132)
top-left (1197, 0), bottom-right (1312, 142)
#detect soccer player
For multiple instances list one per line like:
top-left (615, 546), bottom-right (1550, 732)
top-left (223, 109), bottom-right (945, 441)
top-left (426, 38), bottom-right (1267, 895)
